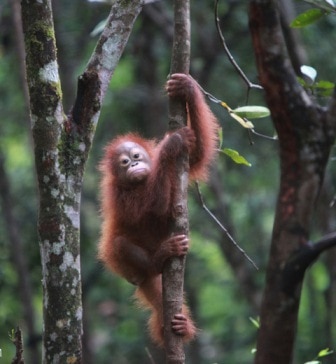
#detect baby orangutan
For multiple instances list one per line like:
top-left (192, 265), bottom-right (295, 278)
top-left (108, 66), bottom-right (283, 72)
top-left (98, 73), bottom-right (218, 346)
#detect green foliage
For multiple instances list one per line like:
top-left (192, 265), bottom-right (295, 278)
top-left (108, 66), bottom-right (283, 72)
top-left (109, 57), bottom-right (135, 90)
top-left (218, 128), bottom-right (252, 166)
top-left (232, 105), bottom-right (270, 119)
top-left (249, 316), bottom-right (260, 329)
top-left (316, 348), bottom-right (334, 358)
top-left (0, 255), bottom-right (22, 361)
top-left (1, 0), bottom-right (335, 363)
top-left (291, 8), bottom-right (326, 28)
top-left (220, 148), bottom-right (252, 167)
top-left (304, 348), bottom-right (334, 363)
top-left (291, 0), bottom-right (336, 28)
top-left (186, 233), bottom-right (257, 362)
top-left (298, 65), bottom-right (335, 97)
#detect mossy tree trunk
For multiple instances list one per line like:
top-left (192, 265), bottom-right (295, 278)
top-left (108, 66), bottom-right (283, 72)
top-left (20, 0), bottom-right (143, 362)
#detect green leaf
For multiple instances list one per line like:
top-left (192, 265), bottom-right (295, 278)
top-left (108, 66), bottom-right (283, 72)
top-left (298, 77), bottom-right (335, 97)
top-left (315, 80), bottom-right (335, 96)
top-left (249, 316), bottom-right (260, 329)
top-left (221, 148), bottom-right (252, 166)
top-left (290, 8), bottom-right (325, 28)
top-left (317, 348), bottom-right (334, 358)
top-left (316, 80), bottom-right (335, 89)
top-left (297, 76), bottom-right (307, 87)
top-left (304, 361), bottom-right (320, 364)
top-left (232, 106), bottom-right (270, 119)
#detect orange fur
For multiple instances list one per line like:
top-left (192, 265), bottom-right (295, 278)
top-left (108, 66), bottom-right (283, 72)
top-left (98, 73), bottom-right (219, 346)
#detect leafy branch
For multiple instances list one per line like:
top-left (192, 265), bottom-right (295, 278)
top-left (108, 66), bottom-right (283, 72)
top-left (199, 84), bottom-right (276, 145)
top-left (215, 0), bottom-right (263, 95)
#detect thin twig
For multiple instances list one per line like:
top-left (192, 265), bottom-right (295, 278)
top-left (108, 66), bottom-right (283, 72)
top-left (215, 1), bottom-right (276, 142)
top-left (196, 182), bottom-right (259, 270)
top-left (250, 128), bottom-right (278, 141)
top-left (199, 85), bottom-right (277, 141)
top-left (145, 347), bottom-right (156, 364)
top-left (215, 0), bottom-right (262, 92)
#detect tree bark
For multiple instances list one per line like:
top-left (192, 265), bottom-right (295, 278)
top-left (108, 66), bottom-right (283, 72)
top-left (11, 327), bottom-right (25, 364)
top-left (162, 1), bottom-right (190, 363)
top-left (20, 0), bottom-right (142, 362)
top-left (249, 1), bottom-right (336, 363)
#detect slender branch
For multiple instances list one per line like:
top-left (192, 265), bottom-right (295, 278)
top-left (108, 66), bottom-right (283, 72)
top-left (282, 232), bottom-right (336, 295)
top-left (215, 0), bottom-right (262, 92)
top-left (162, 1), bottom-right (190, 363)
top-left (249, 128), bottom-right (277, 141)
top-left (145, 347), bottom-right (156, 364)
top-left (196, 182), bottom-right (258, 270)
top-left (200, 86), bottom-right (277, 141)
top-left (313, 231), bottom-right (336, 253)
top-left (73, 0), bottom-right (143, 135)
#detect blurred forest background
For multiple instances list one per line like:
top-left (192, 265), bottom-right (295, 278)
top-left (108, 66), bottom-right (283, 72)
top-left (1, 0), bottom-right (336, 363)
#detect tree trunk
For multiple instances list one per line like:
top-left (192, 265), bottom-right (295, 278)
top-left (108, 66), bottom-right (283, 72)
top-left (249, 1), bottom-right (336, 363)
top-left (21, 0), bottom-right (143, 362)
